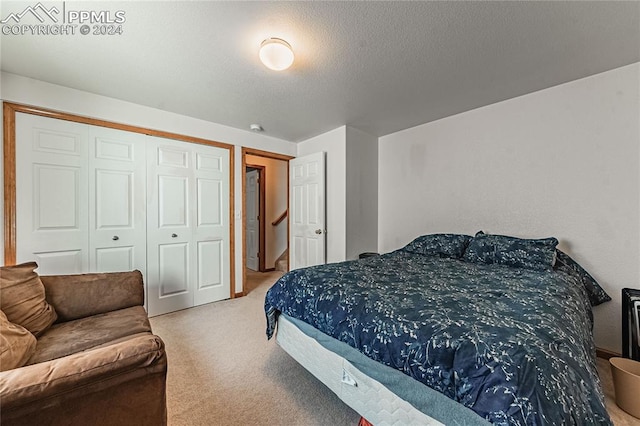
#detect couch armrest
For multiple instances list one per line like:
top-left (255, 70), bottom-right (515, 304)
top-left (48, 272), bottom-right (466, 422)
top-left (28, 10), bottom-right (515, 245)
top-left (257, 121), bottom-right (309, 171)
top-left (41, 270), bottom-right (144, 322)
top-left (0, 335), bottom-right (167, 426)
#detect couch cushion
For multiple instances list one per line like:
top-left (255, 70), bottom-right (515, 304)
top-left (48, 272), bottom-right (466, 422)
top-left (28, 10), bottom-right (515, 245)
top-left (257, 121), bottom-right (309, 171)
top-left (0, 310), bottom-right (37, 371)
top-left (0, 262), bottom-right (57, 336)
top-left (0, 334), bottom-right (167, 423)
top-left (41, 270), bottom-right (144, 322)
top-left (27, 306), bottom-right (152, 365)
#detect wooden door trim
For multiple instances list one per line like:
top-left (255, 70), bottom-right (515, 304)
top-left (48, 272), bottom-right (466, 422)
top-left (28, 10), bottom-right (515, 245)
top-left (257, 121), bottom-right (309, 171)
top-left (240, 148), bottom-right (294, 297)
top-left (3, 102), bottom-right (235, 300)
top-left (3, 103), bottom-right (17, 265)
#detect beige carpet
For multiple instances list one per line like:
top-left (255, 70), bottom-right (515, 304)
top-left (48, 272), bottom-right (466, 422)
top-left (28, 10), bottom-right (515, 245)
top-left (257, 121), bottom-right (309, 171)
top-left (150, 271), bottom-right (637, 425)
top-left (150, 270), bottom-right (360, 426)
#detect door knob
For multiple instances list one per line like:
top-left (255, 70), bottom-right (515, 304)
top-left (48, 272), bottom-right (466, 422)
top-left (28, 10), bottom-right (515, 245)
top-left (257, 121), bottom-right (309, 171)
top-left (315, 229), bottom-right (322, 235)
top-left (171, 233), bottom-right (178, 238)
top-left (112, 236), bottom-right (119, 241)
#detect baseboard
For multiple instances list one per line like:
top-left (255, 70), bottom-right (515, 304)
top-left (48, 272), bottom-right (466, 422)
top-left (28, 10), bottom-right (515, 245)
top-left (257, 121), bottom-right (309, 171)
top-left (234, 291), bottom-right (244, 298)
top-left (596, 347), bottom-right (621, 360)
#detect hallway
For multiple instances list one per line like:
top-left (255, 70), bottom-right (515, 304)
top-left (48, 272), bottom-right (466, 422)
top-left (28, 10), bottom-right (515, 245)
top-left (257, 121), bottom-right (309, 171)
top-left (244, 268), bottom-right (283, 296)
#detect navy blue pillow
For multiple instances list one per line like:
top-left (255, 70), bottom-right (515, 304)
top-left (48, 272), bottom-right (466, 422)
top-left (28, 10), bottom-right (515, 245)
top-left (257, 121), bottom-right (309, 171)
top-left (462, 232), bottom-right (558, 271)
top-left (554, 250), bottom-right (611, 306)
top-left (402, 233), bottom-right (473, 259)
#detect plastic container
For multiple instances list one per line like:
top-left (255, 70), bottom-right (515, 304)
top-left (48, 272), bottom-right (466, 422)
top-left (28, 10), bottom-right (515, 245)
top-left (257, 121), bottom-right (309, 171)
top-left (610, 357), bottom-right (640, 418)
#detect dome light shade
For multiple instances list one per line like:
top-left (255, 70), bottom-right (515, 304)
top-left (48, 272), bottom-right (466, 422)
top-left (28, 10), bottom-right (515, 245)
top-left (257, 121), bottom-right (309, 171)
top-left (259, 38), bottom-right (294, 71)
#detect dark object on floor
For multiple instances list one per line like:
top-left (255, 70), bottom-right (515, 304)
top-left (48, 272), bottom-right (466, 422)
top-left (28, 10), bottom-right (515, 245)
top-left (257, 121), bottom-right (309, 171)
top-left (359, 252), bottom-right (379, 259)
top-left (622, 288), bottom-right (640, 361)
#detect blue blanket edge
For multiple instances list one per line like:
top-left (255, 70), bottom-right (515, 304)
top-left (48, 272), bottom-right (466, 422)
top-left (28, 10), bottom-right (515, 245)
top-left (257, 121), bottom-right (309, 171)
top-left (281, 314), bottom-right (492, 426)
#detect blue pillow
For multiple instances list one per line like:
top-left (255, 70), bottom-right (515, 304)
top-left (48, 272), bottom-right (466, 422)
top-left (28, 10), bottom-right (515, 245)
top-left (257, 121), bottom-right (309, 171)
top-left (554, 250), bottom-right (611, 306)
top-left (462, 231), bottom-right (558, 271)
top-left (402, 233), bottom-right (473, 259)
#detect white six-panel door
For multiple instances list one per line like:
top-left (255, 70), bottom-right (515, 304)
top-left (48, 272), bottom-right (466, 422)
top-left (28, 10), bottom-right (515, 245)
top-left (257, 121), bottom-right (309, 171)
top-left (16, 114), bottom-right (90, 274)
top-left (289, 152), bottom-right (326, 270)
top-left (146, 138), bottom-right (230, 316)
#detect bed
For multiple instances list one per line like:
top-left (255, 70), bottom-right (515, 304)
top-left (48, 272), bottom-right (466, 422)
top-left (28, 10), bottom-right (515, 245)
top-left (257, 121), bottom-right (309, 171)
top-left (264, 232), bottom-right (612, 425)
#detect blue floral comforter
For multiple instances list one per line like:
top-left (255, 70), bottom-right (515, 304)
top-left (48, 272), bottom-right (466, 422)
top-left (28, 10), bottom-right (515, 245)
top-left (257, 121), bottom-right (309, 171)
top-left (264, 250), bottom-right (611, 425)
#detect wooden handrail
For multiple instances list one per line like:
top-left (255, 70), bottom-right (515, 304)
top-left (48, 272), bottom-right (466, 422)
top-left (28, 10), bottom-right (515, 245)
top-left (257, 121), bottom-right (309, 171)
top-left (272, 210), bottom-right (288, 226)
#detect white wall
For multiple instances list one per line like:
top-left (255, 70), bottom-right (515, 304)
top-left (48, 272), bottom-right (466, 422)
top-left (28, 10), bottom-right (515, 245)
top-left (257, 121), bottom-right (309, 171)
top-left (378, 63), bottom-right (640, 353)
top-left (297, 127), bottom-right (347, 263)
top-left (346, 126), bottom-right (378, 259)
top-left (245, 155), bottom-right (288, 269)
top-left (296, 125), bottom-right (379, 263)
top-left (0, 72), bottom-right (297, 296)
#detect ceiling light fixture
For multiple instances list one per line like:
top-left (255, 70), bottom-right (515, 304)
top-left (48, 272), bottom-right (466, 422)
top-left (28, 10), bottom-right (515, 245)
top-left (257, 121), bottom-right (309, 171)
top-left (259, 38), bottom-right (294, 71)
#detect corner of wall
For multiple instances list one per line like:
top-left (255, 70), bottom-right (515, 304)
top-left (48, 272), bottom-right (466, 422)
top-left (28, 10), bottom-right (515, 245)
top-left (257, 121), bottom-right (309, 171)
top-left (345, 126), bottom-right (378, 260)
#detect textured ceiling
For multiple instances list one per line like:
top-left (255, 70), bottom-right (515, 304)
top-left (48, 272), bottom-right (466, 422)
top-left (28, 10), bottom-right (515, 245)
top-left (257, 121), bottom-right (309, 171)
top-left (1, 1), bottom-right (639, 142)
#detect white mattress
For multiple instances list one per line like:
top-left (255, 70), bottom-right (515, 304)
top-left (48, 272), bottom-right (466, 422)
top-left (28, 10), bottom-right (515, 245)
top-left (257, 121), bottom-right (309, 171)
top-left (276, 315), bottom-right (444, 426)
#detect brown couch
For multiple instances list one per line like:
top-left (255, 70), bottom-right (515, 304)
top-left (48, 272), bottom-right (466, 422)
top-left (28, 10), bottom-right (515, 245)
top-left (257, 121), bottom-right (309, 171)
top-left (0, 265), bottom-right (167, 426)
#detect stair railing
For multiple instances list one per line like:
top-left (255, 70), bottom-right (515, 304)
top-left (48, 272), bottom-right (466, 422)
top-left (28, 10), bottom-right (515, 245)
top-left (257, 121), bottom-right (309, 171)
top-left (272, 209), bottom-right (288, 226)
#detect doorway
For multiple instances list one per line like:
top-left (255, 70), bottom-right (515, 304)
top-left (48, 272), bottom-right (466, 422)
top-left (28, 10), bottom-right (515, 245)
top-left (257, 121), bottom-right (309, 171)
top-left (241, 148), bottom-right (293, 296)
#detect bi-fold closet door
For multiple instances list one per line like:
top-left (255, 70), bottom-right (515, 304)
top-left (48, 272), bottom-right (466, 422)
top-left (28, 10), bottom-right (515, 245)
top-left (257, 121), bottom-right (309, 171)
top-left (15, 113), bottom-right (145, 274)
top-left (15, 112), bottom-right (230, 316)
top-left (146, 138), bottom-right (230, 316)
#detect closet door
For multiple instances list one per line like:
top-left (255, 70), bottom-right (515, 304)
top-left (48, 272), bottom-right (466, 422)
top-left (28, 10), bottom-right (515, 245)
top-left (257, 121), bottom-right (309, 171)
top-left (88, 127), bottom-right (147, 273)
top-left (146, 139), bottom-right (192, 315)
top-left (15, 113), bottom-right (89, 274)
top-left (15, 112), bottom-right (231, 317)
top-left (192, 143), bottom-right (230, 306)
top-left (146, 137), bottom-right (230, 316)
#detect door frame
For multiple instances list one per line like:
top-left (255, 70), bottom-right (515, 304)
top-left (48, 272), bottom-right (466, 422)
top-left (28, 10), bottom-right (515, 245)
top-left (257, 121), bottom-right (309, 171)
top-left (3, 102), bottom-right (236, 299)
top-left (240, 147), bottom-right (294, 297)
top-left (245, 164), bottom-right (266, 272)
